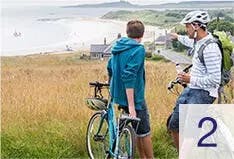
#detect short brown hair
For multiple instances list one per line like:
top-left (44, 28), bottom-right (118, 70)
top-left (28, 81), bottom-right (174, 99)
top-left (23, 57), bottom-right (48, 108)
top-left (126, 20), bottom-right (145, 38)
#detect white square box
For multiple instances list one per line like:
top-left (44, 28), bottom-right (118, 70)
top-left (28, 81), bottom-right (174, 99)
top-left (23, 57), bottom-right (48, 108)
top-left (179, 104), bottom-right (234, 159)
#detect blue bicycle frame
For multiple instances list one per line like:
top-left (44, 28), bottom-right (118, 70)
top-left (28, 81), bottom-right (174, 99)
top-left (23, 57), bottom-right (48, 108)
top-left (107, 100), bottom-right (120, 158)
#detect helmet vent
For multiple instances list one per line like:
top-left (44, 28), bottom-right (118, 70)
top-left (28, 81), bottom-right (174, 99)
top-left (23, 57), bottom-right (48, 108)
top-left (186, 17), bottom-right (191, 21)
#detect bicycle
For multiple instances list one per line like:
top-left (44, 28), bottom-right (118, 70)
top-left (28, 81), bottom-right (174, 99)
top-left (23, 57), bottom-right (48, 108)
top-left (166, 64), bottom-right (234, 159)
top-left (166, 63), bottom-right (229, 127)
top-left (85, 81), bottom-right (140, 159)
top-left (167, 64), bottom-right (230, 103)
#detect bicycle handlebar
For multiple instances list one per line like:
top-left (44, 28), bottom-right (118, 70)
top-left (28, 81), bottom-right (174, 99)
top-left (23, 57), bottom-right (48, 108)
top-left (183, 64), bottom-right (192, 73)
top-left (120, 114), bottom-right (141, 122)
top-left (89, 81), bottom-right (110, 87)
top-left (167, 64), bottom-right (193, 90)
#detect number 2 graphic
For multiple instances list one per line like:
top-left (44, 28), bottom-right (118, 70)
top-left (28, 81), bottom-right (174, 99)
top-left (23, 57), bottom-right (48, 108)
top-left (197, 117), bottom-right (217, 147)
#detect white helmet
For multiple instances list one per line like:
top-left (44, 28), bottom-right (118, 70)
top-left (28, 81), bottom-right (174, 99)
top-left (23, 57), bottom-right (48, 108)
top-left (180, 11), bottom-right (210, 25)
top-left (86, 98), bottom-right (108, 110)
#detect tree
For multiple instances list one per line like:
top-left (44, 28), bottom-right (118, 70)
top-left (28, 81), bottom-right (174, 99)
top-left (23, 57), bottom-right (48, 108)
top-left (208, 19), bottom-right (234, 35)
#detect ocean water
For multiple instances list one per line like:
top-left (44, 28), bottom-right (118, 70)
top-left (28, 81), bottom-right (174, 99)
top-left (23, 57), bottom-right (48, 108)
top-left (1, 5), bottom-right (164, 56)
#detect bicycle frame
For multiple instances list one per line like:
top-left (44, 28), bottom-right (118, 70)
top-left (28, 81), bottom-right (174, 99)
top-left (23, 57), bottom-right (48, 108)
top-left (107, 100), bottom-right (140, 158)
top-left (89, 81), bottom-right (140, 158)
top-left (91, 100), bottom-right (131, 158)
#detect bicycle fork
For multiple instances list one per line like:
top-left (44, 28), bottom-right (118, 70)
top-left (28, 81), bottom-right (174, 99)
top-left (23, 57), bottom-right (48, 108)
top-left (94, 111), bottom-right (107, 142)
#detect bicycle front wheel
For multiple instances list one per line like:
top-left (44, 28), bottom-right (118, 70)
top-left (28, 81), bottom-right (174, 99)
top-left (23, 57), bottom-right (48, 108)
top-left (118, 125), bottom-right (136, 159)
top-left (86, 111), bottom-right (109, 159)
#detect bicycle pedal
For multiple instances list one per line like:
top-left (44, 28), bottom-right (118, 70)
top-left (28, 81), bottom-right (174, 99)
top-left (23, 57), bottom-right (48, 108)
top-left (93, 135), bottom-right (105, 141)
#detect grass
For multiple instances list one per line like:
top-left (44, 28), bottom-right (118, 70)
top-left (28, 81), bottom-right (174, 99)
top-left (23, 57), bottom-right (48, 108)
top-left (101, 10), bottom-right (184, 28)
top-left (1, 120), bottom-right (82, 158)
top-left (4, 52), bottom-right (233, 158)
top-left (101, 9), bottom-right (234, 29)
top-left (148, 54), bottom-right (171, 62)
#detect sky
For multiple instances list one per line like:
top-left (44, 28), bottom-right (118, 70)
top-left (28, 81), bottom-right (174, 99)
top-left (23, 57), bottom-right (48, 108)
top-left (2, 0), bottom-right (234, 6)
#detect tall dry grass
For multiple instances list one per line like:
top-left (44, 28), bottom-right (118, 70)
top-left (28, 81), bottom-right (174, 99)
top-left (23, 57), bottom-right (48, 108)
top-left (1, 53), bottom-right (179, 158)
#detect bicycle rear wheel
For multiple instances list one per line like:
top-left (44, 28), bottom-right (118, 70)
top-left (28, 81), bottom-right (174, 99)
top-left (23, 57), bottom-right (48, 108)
top-left (86, 111), bottom-right (109, 159)
top-left (118, 125), bottom-right (136, 159)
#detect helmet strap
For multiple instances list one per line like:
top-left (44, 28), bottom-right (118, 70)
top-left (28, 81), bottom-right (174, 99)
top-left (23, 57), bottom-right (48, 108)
top-left (191, 23), bottom-right (198, 39)
top-left (194, 31), bottom-right (198, 39)
top-left (191, 24), bottom-right (198, 51)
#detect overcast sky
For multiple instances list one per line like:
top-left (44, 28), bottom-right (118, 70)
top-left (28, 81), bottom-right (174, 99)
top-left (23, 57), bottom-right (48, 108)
top-left (2, 0), bottom-right (234, 6)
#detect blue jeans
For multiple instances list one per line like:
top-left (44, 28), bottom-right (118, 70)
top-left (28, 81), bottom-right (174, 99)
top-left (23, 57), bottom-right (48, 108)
top-left (168, 87), bottom-right (216, 132)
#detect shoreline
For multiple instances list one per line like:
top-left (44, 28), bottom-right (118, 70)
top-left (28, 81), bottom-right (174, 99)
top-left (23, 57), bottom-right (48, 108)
top-left (2, 18), bottom-right (166, 57)
top-left (1, 49), bottom-right (89, 58)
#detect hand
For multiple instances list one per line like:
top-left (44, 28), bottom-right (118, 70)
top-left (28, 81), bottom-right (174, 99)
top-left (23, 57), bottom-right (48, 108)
top-left (178, 72), bottom-right (191, 84)
top-left (128, 106), bottom-right (137, 118)
top-left (169, 33), bottom-right (179, 40)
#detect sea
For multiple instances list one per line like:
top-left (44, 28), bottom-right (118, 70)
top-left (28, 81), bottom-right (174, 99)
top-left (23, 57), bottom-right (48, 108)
top-left (1, 3), bottom-right (165, 56)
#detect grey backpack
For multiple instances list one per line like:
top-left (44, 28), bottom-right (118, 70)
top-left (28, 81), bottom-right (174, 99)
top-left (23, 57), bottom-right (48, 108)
top-left (197, 38), bottom-right (231, 87)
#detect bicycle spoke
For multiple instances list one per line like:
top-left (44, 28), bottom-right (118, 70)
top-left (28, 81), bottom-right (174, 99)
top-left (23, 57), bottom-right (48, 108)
top-left (118, 125), bottom-right (135, 159)
top-left (86, 112), bottom-right (109, 159)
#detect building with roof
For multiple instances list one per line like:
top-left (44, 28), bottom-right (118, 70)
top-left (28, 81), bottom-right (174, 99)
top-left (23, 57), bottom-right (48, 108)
top-left (155, 34), bottom-right (172, 49)
top-left (90, 34), bottom-right (121, 60)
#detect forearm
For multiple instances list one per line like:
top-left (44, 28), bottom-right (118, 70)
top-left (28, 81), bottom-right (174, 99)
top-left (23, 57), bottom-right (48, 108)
top-left (178, 35), bottom-right (194, 48)
top-left (126, 88), bottom-right (135, 109)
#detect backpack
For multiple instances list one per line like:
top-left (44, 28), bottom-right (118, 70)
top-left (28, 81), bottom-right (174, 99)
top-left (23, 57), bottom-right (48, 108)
top-left (197, 31), bottom-right (234, 86)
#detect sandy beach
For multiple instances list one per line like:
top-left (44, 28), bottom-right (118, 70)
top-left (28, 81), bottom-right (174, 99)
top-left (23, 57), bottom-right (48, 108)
top-left (2, 17), bottom-right (165, 56)
top-left (62, 17), bottom-right (165, 48)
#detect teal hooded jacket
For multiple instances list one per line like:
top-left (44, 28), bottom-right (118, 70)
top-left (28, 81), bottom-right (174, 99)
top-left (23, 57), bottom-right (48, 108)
top-left (107, 37), bottom-right (146, 110)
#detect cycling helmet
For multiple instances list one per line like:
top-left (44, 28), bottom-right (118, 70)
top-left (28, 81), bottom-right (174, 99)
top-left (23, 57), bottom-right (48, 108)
top-left (180, 11), bottom-right (210, 25)
top-left (86, 98), bottom-right (108, 110)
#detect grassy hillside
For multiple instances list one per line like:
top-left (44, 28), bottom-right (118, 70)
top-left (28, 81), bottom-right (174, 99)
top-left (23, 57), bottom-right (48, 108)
top-left (1, 53), bottom-right (178, 158)
top-left (101, 9), bottom-right (234, 28)
top-left (2, 52), bottom-right (233, 158)
top-left (102, 10), bottom-right (184, 28)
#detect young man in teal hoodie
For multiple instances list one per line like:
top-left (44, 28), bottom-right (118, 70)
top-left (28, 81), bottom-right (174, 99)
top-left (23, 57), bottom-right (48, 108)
top-left (107, 20), bottom-right (154, 158)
